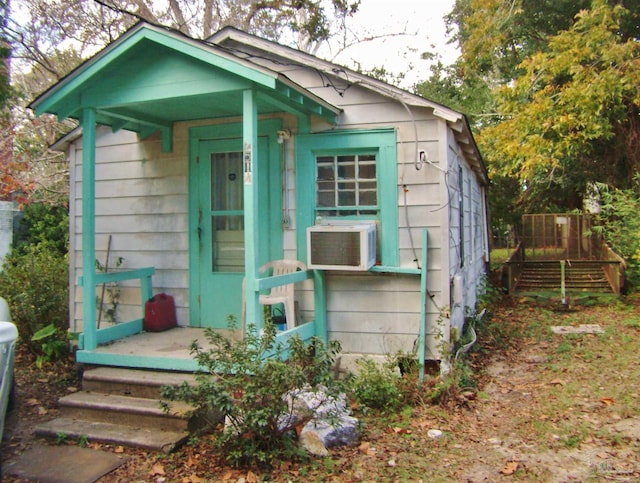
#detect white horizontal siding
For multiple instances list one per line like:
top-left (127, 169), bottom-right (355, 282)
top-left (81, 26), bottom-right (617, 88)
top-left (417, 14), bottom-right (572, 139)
top-left (69, 126), bottom-right (190, 332)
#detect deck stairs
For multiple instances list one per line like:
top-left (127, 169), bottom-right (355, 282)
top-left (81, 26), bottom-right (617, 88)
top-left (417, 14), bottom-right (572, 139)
top-left (514, 261), bottom-right (612, 293)
top-left (34, 367), bottom-right (211, 453)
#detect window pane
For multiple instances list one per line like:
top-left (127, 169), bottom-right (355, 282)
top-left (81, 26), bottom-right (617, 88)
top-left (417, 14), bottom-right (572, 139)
top-left (317, 166), bottom-right (335, 180)
top-left (338, 190), bottom-right (356, 206)
top-left (337, 155), bottom-right (355, 163)
top-left (359, 190), bottom-right (377, 205)
top-left (317, 181), bottom-right (334, 191)
top-left (211, 152), bottom-right (243, 211)
top-left (358, 163), bottom-right (376, 179)
top-left (317, 191), bottom-right (334, 207)
top-left (338, 181), bottom-right (355, 190)
top-left (337, 164), bottom-right (355, 179)
top-left (212, 215), bottom-right (244, 272)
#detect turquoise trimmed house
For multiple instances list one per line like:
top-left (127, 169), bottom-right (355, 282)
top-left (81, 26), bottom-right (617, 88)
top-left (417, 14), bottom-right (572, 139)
top-left (31, 22), bottom-right (489, 377)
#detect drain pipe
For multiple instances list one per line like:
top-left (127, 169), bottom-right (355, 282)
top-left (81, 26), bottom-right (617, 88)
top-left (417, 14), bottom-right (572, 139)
top-left (454, 308), bottom-right (485, 361)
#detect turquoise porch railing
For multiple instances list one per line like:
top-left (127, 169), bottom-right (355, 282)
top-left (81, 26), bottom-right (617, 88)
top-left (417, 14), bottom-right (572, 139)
top-left (78, 267), bottom-right (155, 350)
top-left (254, 268), bottom-right (327, 351)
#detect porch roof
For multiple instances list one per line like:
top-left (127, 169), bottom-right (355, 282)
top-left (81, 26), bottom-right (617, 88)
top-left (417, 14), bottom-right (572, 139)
top-left (29, 22), bottom-right (341, 143)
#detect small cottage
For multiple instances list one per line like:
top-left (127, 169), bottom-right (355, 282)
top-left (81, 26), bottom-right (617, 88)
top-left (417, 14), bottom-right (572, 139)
top-left (31, 22), bottom-right (489, 376)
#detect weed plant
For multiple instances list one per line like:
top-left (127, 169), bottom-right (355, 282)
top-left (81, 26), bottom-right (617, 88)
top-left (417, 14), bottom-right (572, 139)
top-left (347, 357), bottom-right (404, 413)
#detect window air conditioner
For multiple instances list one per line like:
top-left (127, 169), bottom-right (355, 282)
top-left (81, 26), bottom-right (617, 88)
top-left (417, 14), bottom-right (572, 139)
top-left (307, 223), bottom-right (377, 270)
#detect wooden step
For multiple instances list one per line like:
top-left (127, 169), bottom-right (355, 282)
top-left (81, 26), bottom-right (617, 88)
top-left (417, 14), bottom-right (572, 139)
top-left (514, 263), bottom-right (613, 292)
top-left (34, 417), bottom-right (188, 453)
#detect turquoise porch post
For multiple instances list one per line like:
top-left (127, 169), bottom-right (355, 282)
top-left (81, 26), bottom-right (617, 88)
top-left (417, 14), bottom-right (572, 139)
top-left (81, 108), bottom-right (98, 350)
top-left (243, 89), bottom-right (261, 333)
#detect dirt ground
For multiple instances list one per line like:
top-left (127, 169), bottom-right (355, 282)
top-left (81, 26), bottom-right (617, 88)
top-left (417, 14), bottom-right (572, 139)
top-left (2, 296), bottom-right (640, 482)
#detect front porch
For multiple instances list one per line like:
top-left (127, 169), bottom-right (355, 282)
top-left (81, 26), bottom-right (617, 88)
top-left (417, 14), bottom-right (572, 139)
top-left (76, 265), bottom-right (328, 371)
top-left (75, 323), bottom-right (320, 372)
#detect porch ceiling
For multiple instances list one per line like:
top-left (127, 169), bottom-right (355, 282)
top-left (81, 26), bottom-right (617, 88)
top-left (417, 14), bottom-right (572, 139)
top-left (30, 22), bottom-right (340, 138)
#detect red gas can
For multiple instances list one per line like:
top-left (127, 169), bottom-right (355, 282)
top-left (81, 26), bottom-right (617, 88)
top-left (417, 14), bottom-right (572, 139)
top-left (144, 293), bottom-right (177, 332)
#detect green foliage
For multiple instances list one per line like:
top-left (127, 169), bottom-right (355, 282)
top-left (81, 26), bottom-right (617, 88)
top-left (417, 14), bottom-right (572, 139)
top-left (95, 256), bottom-right (124, 324)
top-left (13, 203), bottom-right (69, 257)
top-left (348, 357), bottom-right (404, 413)
top-left (0, 201), bottom-right (70, 354)
top-left (425, 359), bottom-right (476, 406)
top-left (444, 0), bottom-right (640, 219)
top-left (449, 0), bottom-right (592, 84)
top-left (591, 183), bottom-right (640, 287)
top-left (479, 1), bottom-right (640, 208)
top-left (414, 59), bottom-right (493, 131)
top-left (0, 243), bottom-right (69, 351)
top-left (31, 323), bottom-right (70, 368)
top-left (160, 322), bottom-right (343, 469)
top-left (77, 434), bottom-right (89, 448)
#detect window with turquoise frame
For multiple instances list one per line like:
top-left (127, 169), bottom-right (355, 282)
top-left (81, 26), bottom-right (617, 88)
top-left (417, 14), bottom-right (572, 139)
top-left (296, 128), bottom-right (399, 267)
top-left (316, 152), bottom-right (378, 217)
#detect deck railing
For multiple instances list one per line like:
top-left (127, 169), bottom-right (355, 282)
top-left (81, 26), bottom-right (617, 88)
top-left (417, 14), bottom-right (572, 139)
top-left (78, 267), bottom-right (155, 350)
top-left (599, 243), bottom-right (626, 294)
top-left (254, 268), bottom-right (327, 348)
top-left (504, 242), bottom-right (525, 293)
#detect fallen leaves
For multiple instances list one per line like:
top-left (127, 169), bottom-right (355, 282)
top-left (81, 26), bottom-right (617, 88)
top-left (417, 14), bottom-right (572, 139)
top-left (182, 475), bottom-right (204, 483)
top-left (149, 463), bottom-right (166, 476)
top-left (358, 441), bottom-right (376, 456)
top-left (391, 426), bottom-right (412, 435)
top-left (499, 461), bottom-right (519, 475)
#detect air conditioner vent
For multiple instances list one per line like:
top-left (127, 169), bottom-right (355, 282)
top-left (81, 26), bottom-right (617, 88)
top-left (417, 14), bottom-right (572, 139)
top-left (307, 223), bottom-right (376, 271)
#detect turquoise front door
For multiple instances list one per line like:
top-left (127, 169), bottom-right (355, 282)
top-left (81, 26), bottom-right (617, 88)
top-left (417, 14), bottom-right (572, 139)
top-left (194, 136), bottom-right (277, 328)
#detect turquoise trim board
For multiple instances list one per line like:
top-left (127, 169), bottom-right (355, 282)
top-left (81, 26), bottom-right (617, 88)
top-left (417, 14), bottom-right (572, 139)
top-left (81, 108), bottom-right (97, 351)
top-left (243, 89), bottom-right (260, 333)
top-left (31, 24), bottom-right (276, 117)
top-left (295, 128), bottom-right (399, 267)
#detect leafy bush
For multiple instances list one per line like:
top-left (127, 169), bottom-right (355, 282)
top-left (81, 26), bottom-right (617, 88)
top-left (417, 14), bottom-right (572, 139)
top-left (0, 243), bottom-right (69, 352)
top-left (348, 357), bottom-right (404, 412)
top-left (31, 323), bottom-right (70, 367)
top-left (160, 321), bottom-right (343, 469)
top-left (591, 183), bottom-right (640, 287)
top-left (13, 203), bottom-right (68, 257)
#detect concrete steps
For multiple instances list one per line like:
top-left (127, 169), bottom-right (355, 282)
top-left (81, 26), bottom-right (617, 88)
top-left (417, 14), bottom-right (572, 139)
top-left (34, 367), bottom-right (206, 453)
top-left (514, 262), bottom-right (613, 292)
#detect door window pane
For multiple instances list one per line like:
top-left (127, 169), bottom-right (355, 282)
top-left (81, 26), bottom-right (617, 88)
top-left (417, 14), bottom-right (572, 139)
top-left (211, 152), bottom-right (244, 272)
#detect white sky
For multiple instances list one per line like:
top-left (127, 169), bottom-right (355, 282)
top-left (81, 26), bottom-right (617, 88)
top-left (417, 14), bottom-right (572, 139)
top-left (321, 0), bottom-right (459, 89)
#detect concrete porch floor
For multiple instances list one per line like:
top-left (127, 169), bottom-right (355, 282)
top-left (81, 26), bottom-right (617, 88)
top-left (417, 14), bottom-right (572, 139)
top-left (78, 327), bottom-right (243, 370)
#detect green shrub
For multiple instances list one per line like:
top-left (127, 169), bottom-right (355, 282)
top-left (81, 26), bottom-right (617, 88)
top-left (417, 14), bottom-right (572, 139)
top-left (160, 321), bottom-right (343, 469)
top-left (31, 323), bottom-right (71, 367)
top-left (348, 357), bottom-right (403, 412)
top-left (13, 203), bottom-right (68, 257)
top-left (0, 244), bottom-right (69, 351)
top-left (591, 183), bottom-right (640, 288)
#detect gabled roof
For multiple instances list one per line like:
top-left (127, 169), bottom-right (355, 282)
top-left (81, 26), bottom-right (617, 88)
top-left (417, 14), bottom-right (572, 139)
top-left (34, 21), bottom-right (486, 184)
top-left (209, 26), bottom-right (488, 184)
top-left (30, 22), bottom-right (341, 139)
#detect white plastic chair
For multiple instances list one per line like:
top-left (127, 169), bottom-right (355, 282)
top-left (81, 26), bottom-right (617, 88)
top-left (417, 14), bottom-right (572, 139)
top-left (243, 259), bottom-right (307, 332)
